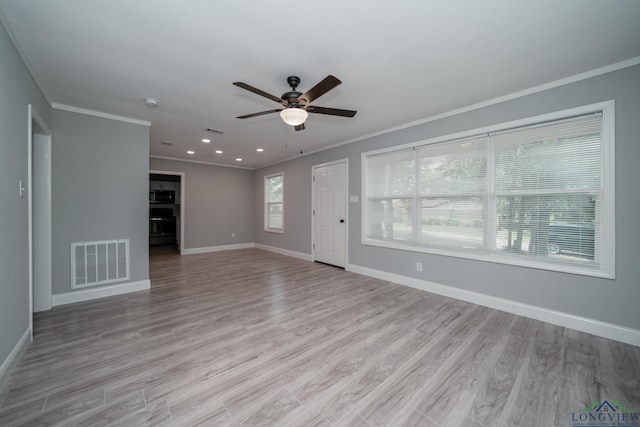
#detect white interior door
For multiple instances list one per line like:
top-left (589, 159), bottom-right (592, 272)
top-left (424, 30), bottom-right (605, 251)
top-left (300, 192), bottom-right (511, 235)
top-left (313, 161), bottom-right (347, 268)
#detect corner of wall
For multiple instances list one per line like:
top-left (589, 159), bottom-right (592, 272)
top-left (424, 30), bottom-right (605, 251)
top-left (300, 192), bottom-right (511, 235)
top-left (0, 328), bottom-right (31, 393)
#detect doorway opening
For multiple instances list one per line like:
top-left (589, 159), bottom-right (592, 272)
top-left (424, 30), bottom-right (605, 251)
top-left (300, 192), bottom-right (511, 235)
top-left (28, 105), bottom-right (53, 331)
top-left (149, 171), bottom-right (185, 256)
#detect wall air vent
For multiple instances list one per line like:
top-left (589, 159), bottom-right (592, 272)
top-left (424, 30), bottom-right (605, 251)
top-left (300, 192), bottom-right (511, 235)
top-left (205, 128), bottom-right (224, 135)
top-left (71, 239), bottom-right (130, 289)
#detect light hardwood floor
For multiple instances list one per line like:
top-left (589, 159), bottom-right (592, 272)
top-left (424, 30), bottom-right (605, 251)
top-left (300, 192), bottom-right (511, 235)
top-left (1, 248), bottom-right (638, 426)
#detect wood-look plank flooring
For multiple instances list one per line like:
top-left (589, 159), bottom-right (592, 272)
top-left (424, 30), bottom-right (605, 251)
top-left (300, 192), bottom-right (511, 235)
top-left (1, 248), bottom-right (639, 426)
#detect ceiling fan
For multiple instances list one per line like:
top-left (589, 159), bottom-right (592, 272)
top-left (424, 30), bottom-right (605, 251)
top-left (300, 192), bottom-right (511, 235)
top-left (233, 75), bottom-right (357, 131)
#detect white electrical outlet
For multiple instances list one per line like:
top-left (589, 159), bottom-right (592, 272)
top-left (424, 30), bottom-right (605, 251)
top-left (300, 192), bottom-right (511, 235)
top-left (231, 232), bottom-right (236, 238)
top-left (416, 262), bottom-right (423, 272)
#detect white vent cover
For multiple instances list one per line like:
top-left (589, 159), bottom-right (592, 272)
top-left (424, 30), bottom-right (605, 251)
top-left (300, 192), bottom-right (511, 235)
top-left (71, 239), bottom-right (130, 289)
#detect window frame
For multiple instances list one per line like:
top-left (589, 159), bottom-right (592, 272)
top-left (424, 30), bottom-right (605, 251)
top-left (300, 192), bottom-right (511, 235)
top-left (361, 101), bottom-right (615, 279)
top-left (264, 172), bottom-right (284, 233)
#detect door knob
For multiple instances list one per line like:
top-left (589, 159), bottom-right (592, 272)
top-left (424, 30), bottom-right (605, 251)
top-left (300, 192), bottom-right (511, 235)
top-left (339, 219), bottom-right (345, 223)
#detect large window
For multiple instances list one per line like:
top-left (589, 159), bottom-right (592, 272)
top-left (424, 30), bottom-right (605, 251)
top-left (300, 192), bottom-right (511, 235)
top-left (363, 102), bottom-right (614, 278)
top-left (265, 172), bottom-right (284, 232)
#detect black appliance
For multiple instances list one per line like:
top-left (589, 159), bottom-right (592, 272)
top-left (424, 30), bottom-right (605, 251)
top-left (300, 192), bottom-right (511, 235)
top-left (149, 190), bottom-right (175, 204)
top-left (149, 208), bottom-right (176, 246)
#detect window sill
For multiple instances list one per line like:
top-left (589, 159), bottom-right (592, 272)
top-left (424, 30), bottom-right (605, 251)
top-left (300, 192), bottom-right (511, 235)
top-left (264, 228), bottom-right (284, 234)
top-left (362, 237), bottom-right (614, 280)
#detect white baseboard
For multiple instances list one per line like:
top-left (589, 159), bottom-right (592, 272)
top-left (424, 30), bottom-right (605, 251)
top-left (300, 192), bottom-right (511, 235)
top-left (254, 243), bottom-right (313, 262)
top-left (0, 328), bottom-right (31, 393)
top-left (347, 263), bottom-right (640, 347)
top-left (52, 279), bottom-right (151, 306)
top-left (180, 242), bottom-right (313, 262)
top-left (182, 243), bottom-right (254, 255)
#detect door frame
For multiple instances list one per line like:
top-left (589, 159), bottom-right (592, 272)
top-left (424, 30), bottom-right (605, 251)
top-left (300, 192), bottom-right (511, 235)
top-left (28, 104), bottom-right (53, 330)
top-left (149, 170), bottom-right (185, 254)
top-left (311, 158), bottom-right (349, 267)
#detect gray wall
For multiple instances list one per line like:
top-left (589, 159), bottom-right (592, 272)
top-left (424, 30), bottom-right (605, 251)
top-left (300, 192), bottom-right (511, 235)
top-left (52, 109), bottom-right (150, 295)
top-left (0, 21), bottom-right (51, 369)
top-left (255, 64), bottom-right (640, 331)
top-left (254, 159), bottom-right (312, 254)
top-left (149, 158), bottom-right (254, 250)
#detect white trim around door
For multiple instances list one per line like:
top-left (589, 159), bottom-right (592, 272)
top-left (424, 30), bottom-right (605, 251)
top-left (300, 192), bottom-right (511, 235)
top-left (28, 104), bottom-right (53, 326)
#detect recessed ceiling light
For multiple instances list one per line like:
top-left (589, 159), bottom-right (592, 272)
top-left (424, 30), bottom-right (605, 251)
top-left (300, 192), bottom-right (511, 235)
top-left (202, 138), bottom-right (211, 143)
top-left (235, 158), bottom-right (242, 162)
top-left (144, 98), bottom-right (159, 107)
top-left (187, 150), bottom-right (195, 155)
top-left (215, 150), bottom-right (223, 154)
top-left (256, 148), bottom-right (264, 152)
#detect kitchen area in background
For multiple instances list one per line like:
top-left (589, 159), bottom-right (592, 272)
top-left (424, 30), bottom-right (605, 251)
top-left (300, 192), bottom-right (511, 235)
top-left (149, 173), bottom-right (181, 253)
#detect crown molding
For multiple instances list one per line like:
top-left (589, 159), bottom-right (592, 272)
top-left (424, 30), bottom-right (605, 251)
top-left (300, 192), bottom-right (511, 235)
top-left (52, 103), bottom-right (151, 127)
top-left (257, 56), bottom-right (640, 170)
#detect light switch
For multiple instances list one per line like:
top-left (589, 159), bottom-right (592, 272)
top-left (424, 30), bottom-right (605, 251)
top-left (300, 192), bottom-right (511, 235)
top-left (350, 195), bottom-right (359, 203)
top-left (19, 180), bottom-right (26, 197)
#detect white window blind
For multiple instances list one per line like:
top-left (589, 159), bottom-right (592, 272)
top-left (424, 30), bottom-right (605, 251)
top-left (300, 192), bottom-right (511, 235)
top-left (367, 150), bottom-right (415, 241)
top-left (418, 137), bottom-right (487, 250)
top-left (265, 173), bottom-right (284, 231)
top-left (362, 102), bottom-right (613, 278)
top-left (492, 114), bottom-right (602, 261)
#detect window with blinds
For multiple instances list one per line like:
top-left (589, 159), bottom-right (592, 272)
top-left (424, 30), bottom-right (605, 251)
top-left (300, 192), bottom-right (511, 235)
top-left (418, 137), bottom-right (487, 250)
top-left (265, 172), bottom-right (284, 232)
top-left (492, 115), bottom-right (603, 261)
top-left (362, 101), bottom-right (614, 278)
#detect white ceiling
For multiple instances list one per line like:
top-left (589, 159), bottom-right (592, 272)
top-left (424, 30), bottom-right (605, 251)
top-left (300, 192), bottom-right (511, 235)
top-left (2, 1), bottom-right (640, 169)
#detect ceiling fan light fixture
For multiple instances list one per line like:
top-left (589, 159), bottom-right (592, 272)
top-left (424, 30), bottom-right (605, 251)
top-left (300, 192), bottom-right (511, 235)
top-left (280, 108), bottom-right (308, 126)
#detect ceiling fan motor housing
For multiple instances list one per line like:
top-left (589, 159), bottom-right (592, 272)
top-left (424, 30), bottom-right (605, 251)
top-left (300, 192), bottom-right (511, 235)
top-left (283, 76), bottom-right (303, 106)
top-left (281, 91), bottom-right (302, 105)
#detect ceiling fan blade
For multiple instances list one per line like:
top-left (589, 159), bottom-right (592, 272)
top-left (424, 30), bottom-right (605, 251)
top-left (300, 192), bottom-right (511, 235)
top-left (306, 106), bottom-right (357, 117)
top-left (294, 123), bottom-right (305, 131)
top-left (236, 109), bottom-right (282, 119)
top-left (233, 82), bottom-right (283, 104)
top-left (299, 75), bottom-right (341, 105)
